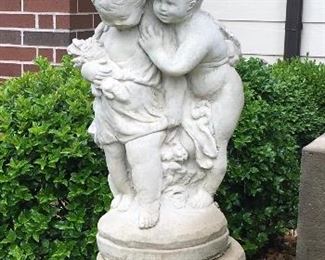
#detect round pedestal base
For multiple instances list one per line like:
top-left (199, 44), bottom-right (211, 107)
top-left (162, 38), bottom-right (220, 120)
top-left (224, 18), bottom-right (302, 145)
top-left (96, 203), bottom-right (245, 260)
top-left (97, 237), bottom-right (245, 260)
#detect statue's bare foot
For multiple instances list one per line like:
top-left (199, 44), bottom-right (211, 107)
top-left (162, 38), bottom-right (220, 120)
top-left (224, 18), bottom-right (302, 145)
top-left (138, 201), bottom-right (160, 229)
top-left (110, 194), bottom-right (122, 209)
top-left (188, 189), bottom-right (213, 209)
top-left (116, 194), bottom-right (134, 212)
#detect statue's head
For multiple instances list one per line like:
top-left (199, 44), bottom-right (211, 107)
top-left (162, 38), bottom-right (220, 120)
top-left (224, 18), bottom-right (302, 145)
top-left (153, 0), bottom-right (203, 24)
top-left (92, 0), bottom-right (147, 29)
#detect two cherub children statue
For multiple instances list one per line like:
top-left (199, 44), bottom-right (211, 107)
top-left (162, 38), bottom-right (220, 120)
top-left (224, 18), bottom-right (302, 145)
top-left (68, 0), bottom-right (245, 259)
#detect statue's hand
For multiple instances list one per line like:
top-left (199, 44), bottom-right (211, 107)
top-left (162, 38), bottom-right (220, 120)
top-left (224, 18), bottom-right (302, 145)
top-left (81, 59), bottom-right (111, 85)
top-left (101, 77), bottom-right (130, 103)
top-left (93, 61), bottom-right (112, 86)
top-left (139, 25), bottom-right (164, 55)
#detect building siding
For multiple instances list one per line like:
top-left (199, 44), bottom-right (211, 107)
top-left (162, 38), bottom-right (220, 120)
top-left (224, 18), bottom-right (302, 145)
top-left (203, 0), bottom-right (325, 63)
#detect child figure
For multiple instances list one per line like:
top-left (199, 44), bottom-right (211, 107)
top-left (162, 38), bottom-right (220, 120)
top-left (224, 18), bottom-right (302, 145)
top-left (139, 0), bottom-right (244, 206)
top-left (71, 0), bottom-right (169, 229)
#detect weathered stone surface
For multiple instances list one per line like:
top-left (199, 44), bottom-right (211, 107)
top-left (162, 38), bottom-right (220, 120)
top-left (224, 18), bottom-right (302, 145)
top-left (95, 202), bottom-right (246, 260)
top-left (96, 203), bottom-right (232, 260)
top-left (97, 237), bottom-right (245, 260)
top-left (68, 0), bottom-right (246, 258)
top-left (296, 134), bottom-right (325, 260)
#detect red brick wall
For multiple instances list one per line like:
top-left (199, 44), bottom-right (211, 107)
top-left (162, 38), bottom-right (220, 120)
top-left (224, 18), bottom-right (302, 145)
top-left (0, 0), bottom-right (100, 81)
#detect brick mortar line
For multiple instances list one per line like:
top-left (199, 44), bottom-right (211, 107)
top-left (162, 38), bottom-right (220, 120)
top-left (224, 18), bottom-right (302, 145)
top-left (0, 11), bottom-right (98, 15)
top-left (0, 60), bottom-right (35, 64)
top-left (0, 60), bottom-right (66, 65)
top-left (53, 49), bottom-right (57, 63)
top-left (0, 45), bottom-right (38, 49)
top-left (35, 14), bottom-right (39, 29)
top-left (53, 15), bottom-right (56, 30)
top-left (0, 28), bottom-right (95, 33)
top-left (20, 31), bottom-right (24, 45)
top-left (0, 43), bottom-right (69, 49)
top-left (0, 59), bottom-right (70, 65)
top-left (53, 48), bottom-right (56, 63)
top-left (0, 27), bottom-right (69, 32)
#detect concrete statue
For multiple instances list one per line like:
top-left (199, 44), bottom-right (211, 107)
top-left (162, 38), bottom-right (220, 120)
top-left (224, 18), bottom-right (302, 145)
top-left (68, 0), bottom-right (245, 258)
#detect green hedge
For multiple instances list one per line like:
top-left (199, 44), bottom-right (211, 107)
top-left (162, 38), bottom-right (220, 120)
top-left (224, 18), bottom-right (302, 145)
top-left (0, 57), bottom-right (324, 259)
top-left (222, 58), bottom-right (325, 256)
top-left (0, 58), bottom-right (110, 259)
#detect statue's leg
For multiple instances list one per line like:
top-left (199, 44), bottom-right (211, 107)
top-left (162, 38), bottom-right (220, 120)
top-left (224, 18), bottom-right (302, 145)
top-left (205, 71), bottom-right (244, 195)
top-left (126, 131), bottom-right (166, 229)
top-left (204, 139), bottom-right (228, 195)
top-left (186, 136), bottom-right (228, 209)
top-left (103, 142), bottom-right (134, 211)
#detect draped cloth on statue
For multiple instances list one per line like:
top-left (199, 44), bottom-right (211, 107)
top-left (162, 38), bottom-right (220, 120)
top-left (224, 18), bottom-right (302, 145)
top-left (182, 92), bottom-right (218, 170)
top-left (88, 34), bottom-right (168, 146)
top-left (182, 58), bottom-right (231, 170)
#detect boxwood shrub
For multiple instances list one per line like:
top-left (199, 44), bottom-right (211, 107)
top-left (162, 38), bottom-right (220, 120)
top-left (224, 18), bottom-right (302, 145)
top-left (221, 58), bottom-right (325, 256)
top-left (0, 57), bottom-right (324, 259)
top-left (0, 57), bottom-right (110, 259)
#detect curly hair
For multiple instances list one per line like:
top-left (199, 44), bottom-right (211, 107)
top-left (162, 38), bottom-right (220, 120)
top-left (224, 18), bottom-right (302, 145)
top-left (189, 0), bottom-right (204, 11)
top-left (92, 0), bottom-right (146, 18)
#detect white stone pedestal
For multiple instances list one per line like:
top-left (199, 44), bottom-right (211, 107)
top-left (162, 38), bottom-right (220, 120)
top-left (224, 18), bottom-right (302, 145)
top-left (96, 203), bottom-right (245, 260)
top-left (297, 134), bottom-right (325, 260)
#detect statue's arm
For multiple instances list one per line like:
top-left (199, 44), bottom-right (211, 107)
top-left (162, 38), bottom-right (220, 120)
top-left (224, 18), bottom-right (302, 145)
top-left (140, 34), bottom-right (210, 77)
